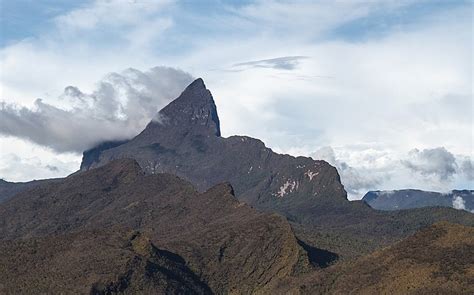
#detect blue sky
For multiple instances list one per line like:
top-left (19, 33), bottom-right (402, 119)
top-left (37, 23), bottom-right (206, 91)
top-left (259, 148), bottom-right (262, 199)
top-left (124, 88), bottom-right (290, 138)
top-left (1, 0), bottom-right (468, 46)
top-left (0, 0), bottom-right (472, 198)
top-left (1, 0), bottom-right (81, 46)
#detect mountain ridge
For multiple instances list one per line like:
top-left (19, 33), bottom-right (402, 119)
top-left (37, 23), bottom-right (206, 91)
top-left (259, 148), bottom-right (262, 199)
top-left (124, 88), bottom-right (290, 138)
top-left (80, 78), bottom-right (347, 208)
top-left (363, 189), bottom-right (474, 211)
top-left (1, 78), bottom-right (474, 293)
top-left (77, 78), bottom-right (474, 259)
top-left (0, 158), bottom-right (313, 293)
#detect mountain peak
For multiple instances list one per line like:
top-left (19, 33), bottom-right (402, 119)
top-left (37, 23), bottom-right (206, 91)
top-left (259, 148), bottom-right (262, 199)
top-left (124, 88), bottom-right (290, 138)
top-left (186, 77), bottom-right (206, 91)
top-left (149, 78), bottom-right (221, 137)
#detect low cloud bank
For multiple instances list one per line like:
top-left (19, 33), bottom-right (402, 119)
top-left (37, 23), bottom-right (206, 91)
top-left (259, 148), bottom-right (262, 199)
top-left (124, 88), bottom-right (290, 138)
top-left (311, 146), bottom-right (473, 200)
top-left (0, 66), bottom-right (193, 153)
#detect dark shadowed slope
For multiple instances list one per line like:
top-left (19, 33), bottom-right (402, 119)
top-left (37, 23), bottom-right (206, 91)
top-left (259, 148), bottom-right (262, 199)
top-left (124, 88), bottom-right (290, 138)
top-left (0, 228), bottom-right (211, 294)
top-left (0, 159), bottom-right (312, 293)
top-left (78, 78), bottom-right (474, 258)
top-left (363, 189), bottom-right (474, 211)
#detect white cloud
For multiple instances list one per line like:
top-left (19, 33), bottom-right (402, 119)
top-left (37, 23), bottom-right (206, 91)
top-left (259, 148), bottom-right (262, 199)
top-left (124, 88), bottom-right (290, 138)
top-left (232, 56), bottom-right (309, 71)
top-left (0, 0), bottom-right (174, 107)
top-left (452, 195), bottom-right (473, 213)
top-left (402, 147), bottom-right (457, 181)
top-left (0, 0), bottom-right (471, 194)
top-left (0, 137), bottom-right (80, 182)
top-left (452, 195), bottom-right (467, 210)
top-left (187, 7), bottom-right (471, 161)
top-left (459, 158), bottom-right (474, 181)
top-left (230, 0), bottom-right (416, 40)
top-left (307, 145), bottom-right (472, 200)
top-left (54, 0), bottom-right (173, 31)
top-left (0, 66), bottom-right (193, 153)
top-left (311, 146), bottom-right (388, 199)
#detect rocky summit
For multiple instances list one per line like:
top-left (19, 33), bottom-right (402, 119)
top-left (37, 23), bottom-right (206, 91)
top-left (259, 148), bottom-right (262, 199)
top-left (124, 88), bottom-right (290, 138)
top-left (81, 78), bottom-right (347, 216)
top-left (79, 78), bottom-right (474, 258)
top-left (1, 79), bottom-right (473, 294)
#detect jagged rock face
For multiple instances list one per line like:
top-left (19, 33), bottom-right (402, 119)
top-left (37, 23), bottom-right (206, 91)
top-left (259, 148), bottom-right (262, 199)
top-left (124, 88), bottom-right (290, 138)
top-left (151, 78), bottom-right (221, 137)
top-left (80, 78), bottom-right (347, 222)
top-left (78, 79), bottom-right (474, 256)
top-left (0, 159), bottom-right (306, 293)
top-left (363, 189), bottom-right (474, 211)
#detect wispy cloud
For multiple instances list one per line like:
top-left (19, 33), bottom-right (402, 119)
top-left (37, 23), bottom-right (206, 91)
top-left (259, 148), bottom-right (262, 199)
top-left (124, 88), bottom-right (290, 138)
top-left (232, 56), bottom-right (309, 70)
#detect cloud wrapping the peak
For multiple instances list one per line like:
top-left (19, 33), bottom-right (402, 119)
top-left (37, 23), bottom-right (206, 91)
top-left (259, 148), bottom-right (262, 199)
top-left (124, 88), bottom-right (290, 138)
top-left (0, 66), bottom-right (193, 153)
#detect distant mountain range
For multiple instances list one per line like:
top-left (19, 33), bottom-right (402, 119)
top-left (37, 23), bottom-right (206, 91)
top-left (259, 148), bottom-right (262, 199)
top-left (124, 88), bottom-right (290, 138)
top-left (363, 189), bottom-right (474, 212)
top-left (1, 78), bottom-right (473, 294)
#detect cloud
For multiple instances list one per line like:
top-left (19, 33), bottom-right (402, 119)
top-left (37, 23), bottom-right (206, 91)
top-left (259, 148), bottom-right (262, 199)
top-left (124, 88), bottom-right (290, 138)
top-left (311, 146), bottom-right (337, 166)
top-left (0, 0), bottom-right (471, 192)
top-left (231, 0), bottom-right (417, 40)
top-left (0, 66), bottom-right (193, 153)
top-left (0, 0), bottom-right (175, 107)
top-left (308, 145), bottom-right (472, 200)
top-left (452, 195), bottom-right (467, 210)
top-left (54, 0), bottom-right (175, 52)
top-left (0, 136), bottom-right (80, 181)
top-left (311, 146), bottom-right (388, 199)
top-left (452, 195), bottom-right (473, 213)
top-left (45, 165), bottom-right (59, 172)
top-left (233, 56), bottom-right (309, 70)
top-left (459, 158), bottom-right (474, 181)
top-left (54, 0), bottom-right (172, 31)
top-left (402, 147), bottom-right (457, 181)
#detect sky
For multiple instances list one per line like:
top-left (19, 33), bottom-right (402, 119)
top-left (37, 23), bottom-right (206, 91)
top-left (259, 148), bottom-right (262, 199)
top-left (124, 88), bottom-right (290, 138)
top-left (0, 0), bottom-right (472, 199)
